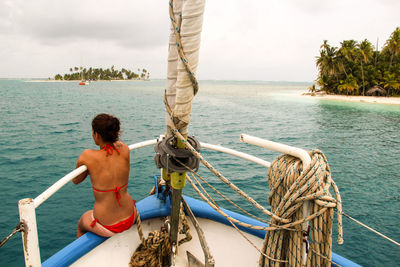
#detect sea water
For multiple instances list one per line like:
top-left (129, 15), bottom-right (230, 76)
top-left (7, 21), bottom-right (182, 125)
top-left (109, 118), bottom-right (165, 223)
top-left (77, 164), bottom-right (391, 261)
top-left (0, 79), bottom-right (399, 266)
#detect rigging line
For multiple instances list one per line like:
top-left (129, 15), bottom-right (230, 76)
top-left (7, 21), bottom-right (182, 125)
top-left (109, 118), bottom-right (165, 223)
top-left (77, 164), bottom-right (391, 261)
top-left (164, 114), bottom-right (290, 224)
top-left (188, 171), bottom-right (299, 231)
top-left (189, 169), bottom-right (271, 224)
top-left (185, 174), bottom-right (289, 263)
top-left (185, 171), bottom-right (325, 232)
top-left (0, 222), bottom-right (24, 248)
top-left (341, 212), bottom-right (400, 247)
top-left (177, 152), bottom-right (335, 231)
top-left (310, 248), bottom-right (342, 267)
top-left (174, 157), bottom-right (297, 230)
top-left (183, 163), bottom-right (293, 229)
top-left (188, 171), bottom-right (306, 231)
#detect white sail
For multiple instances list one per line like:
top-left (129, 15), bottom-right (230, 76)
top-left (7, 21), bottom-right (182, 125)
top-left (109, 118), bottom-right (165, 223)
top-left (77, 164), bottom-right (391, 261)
top-left (166, 0), bottom-right (205, 137)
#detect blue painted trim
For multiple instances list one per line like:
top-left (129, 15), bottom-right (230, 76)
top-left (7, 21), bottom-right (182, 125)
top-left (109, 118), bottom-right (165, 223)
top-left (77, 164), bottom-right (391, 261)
top-left (42, 195), bottom-right (361, 267)
top-left (331, 252), bottom-right (362, 267)
top-left (42, 232), bottom-right (106, 267)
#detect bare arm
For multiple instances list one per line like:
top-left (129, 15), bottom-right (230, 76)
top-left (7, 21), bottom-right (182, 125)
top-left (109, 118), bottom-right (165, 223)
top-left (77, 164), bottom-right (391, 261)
top-left (73, 150), bottom-right (89, 184)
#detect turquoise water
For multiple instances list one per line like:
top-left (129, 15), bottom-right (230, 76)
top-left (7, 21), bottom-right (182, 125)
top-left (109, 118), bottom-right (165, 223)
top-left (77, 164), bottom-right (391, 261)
top-left (0, 79), bottom-right (399, 266)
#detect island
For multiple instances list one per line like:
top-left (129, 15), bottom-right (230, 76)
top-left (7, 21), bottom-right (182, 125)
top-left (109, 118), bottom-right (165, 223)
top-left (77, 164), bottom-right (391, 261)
top-left (53, 66), bottom-right (150, 81)
top-left (309, 27), bottom-right (400, 97)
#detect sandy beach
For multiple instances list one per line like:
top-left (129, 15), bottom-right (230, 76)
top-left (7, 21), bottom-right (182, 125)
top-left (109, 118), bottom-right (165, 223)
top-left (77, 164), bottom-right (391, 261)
top-left (302, 92), bottom-right (400, 105)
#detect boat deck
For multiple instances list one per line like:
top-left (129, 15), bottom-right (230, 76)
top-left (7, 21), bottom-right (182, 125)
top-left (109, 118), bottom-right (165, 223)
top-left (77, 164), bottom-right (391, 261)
top-left (72, 216), bottom-right (263, 266)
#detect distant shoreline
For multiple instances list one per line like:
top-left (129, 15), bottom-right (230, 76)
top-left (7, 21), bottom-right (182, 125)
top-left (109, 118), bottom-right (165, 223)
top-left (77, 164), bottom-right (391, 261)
top-left (302, 92), bottom-right (400, 105)
top-left (25, 79), bottom-right (148, 83)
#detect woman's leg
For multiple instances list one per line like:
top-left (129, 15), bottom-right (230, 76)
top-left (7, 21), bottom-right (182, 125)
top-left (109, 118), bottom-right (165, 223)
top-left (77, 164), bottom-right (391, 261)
top-left (77, 210), bottom-right (115, 238)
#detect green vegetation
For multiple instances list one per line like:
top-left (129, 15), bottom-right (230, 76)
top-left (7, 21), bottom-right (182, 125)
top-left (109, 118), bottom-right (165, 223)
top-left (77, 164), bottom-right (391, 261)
top-left (315, 27), bottom-right (400, 96)
top-left (54, 65), bottom-right (150, 81)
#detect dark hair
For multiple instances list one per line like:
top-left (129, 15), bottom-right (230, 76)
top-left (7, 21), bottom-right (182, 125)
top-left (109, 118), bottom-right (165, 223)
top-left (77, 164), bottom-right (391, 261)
top-left (91, 113), bottom-right (121, 143)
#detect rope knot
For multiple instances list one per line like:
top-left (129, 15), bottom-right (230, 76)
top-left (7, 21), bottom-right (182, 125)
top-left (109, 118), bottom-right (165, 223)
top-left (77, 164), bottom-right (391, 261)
top-left (261, 150), bottom-right (343, 266)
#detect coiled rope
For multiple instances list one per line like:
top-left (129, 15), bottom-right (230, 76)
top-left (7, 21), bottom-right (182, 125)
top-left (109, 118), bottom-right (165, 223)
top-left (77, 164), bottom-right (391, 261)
top-left (260, 151), bottom-right (342, 267)
top-left (130, 207), bottom-right (192, 267)
top-left (177, 153), bottom-right (343, 266)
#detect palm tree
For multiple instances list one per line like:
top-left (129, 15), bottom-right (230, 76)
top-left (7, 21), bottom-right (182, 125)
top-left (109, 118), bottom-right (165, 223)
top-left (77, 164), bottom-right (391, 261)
top-left (338, 40), bottom-right (358, 76)
top-left (384, 27), bottom-right (400, 68)
top-left (316, 41), bottom-right (337, 75)
top-left (338, 74), bottom-right (359, 95)
top-left (383, 72), bottom-right (400, 96)
top-left (357, 39), bottom-right (374, 95)
top-left (316, 41), bottom-right (340, 91)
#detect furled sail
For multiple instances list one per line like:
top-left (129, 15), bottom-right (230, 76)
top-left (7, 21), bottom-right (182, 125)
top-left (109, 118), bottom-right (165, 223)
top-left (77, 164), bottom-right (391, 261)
top-left (166, 0), bottom-right (205, 138)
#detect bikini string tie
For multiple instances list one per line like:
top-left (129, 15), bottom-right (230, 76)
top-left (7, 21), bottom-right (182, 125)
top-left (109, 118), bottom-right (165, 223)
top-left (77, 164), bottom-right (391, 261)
top-left (114, 186), bottom-right (122, 207)
top-left (103, 144), bottom-right (120, 157)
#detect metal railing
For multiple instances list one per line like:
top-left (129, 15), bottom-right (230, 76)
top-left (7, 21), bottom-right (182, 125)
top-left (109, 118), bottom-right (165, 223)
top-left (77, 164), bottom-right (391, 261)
top-left (18, 134), bottom-right (310, 266)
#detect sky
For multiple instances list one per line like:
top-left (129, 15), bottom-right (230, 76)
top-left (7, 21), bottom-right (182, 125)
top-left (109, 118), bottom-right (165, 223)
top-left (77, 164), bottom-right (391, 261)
top-left (0, 0), bottom-right (399, 82)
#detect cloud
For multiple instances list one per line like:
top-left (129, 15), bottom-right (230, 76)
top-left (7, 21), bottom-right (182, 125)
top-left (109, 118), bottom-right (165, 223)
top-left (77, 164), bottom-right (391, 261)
top-left (5, 0), bottom-right (170, 49)
top-left (0, 1), bottom-right (21, 34)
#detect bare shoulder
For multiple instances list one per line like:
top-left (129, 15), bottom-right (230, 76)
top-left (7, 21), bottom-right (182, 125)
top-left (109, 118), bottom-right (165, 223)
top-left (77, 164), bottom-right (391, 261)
top-left (81, 148), bottom-right (97, 158)
top-left (78, 149), bottom-right (97, 163)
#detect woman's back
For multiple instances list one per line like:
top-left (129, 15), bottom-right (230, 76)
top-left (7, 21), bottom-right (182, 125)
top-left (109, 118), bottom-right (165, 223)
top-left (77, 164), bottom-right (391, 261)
top-left (85, 141), bottom-right (134, 225)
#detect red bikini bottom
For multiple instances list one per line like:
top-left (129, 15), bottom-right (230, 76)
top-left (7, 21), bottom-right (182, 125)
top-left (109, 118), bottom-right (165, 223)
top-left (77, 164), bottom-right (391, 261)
top-left (90, 203), bottom-right (136, 233)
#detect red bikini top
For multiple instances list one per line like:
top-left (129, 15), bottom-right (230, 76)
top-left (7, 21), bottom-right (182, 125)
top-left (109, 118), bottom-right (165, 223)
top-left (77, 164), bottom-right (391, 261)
top-left (103, 144), bottom-right (120, 157)
top-left (92, 183), bottom-right (128, 207)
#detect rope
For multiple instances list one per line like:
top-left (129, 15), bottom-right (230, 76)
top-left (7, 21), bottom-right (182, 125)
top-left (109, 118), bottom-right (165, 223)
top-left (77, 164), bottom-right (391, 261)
top-left (174, 146), bottom-right (343, 267)
top-left (342, 212), bottom-right (400, 247)
top-left (130, 206), bottom-right (191, 267)
top-left (135, 209), bottom-right (146, 246)
top-left (129, 226), bottom-right (171, 267)
top-left (186, 163), bottom-right (271, 224)
top-left (164, 96), bottom-right (290, 224)
top-left (185, 173), bottom-right (288, 263)
top-left (0, 222), bottom-right (24, 248)
top-left (260, 152), bottom-right (342, 267)
top-left (178, 204), bottom-right (192, 245)
top-left (185, 169), bottom-right (297, 231)
top-left (311, 248), bottom-right (342, 267)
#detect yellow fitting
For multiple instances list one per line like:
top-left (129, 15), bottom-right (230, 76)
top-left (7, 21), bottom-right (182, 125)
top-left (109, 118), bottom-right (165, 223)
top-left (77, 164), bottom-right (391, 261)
top-left (162, 168), bottom-right (171, 181)
top-left (171, 172), bottom-right (186, 189)
top-left (176, 138), bottom-right (186, 149)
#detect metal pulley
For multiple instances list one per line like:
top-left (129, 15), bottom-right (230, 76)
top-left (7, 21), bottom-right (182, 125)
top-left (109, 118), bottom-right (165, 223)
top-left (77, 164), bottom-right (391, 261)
top-left (154, 136), bottom-right (200, 173)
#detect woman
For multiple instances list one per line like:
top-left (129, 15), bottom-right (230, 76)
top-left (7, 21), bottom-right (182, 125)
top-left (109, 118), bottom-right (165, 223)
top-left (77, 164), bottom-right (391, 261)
top-left (73, 113), bottom-right (136, 238)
